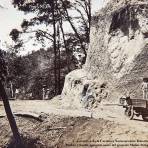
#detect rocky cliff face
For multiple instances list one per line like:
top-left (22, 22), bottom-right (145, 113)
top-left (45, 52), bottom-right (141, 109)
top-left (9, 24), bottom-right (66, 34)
top-left (61, 0), bottom-right (148, 108)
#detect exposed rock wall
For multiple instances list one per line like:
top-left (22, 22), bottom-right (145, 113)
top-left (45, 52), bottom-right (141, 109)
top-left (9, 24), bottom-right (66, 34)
top-left (85, 0), bottom-right (148, 99)
top-left (61, 0), bottom-right (148, 108)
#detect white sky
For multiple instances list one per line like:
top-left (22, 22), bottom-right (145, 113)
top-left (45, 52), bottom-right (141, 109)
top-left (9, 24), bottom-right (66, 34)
top-left (0, 0), bottom-right (104, 53)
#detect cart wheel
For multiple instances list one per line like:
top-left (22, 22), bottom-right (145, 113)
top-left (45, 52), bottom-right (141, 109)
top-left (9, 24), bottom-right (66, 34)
top-left (124, 106), bottom-right (134, 120)
top-left (142, 115), bottom-right (148, 121)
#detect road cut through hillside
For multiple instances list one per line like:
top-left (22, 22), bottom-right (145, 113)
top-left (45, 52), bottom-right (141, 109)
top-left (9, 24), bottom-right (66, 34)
top-left (0, 100), bottom-right (148, 148)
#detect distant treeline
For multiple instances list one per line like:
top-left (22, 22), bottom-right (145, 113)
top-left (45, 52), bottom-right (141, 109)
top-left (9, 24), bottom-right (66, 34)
top-left (5, 48), bottom-right (77, 100)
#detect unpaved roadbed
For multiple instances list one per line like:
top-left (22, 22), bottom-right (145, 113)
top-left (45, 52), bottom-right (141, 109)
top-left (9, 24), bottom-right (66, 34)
top-left (1, 100), bottom-right (148, 148)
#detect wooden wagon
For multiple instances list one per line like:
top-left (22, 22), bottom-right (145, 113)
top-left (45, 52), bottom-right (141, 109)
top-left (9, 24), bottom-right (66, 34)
top-left (119, 97), bottom-right (148, 121)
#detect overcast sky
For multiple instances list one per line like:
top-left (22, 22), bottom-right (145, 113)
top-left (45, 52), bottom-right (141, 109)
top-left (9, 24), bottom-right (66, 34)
top-left (0, 0), bottom-right (104, 53)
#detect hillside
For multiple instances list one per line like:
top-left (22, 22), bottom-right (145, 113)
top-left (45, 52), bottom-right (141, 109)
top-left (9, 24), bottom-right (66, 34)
top-left (61, 0), bottom-right (148, 108)
top-left (1, 0), bottom-right (148, 147)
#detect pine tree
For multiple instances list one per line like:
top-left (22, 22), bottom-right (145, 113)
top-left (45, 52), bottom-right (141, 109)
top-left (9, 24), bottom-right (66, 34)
top-left (0, 49), bottom-right (24, 147)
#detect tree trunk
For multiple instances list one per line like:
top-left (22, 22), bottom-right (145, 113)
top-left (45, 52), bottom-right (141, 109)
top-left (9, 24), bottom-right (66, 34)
top-left (0, 80), bottom-right (23, 147)
top-left (59, 18), bottom-right (71, 72)
top-left (57, 23), bottom-right (61, 94)
top-left (61, 0), bottom-right (87, 63)
top-left (56, 0), bottom-right (71, 73)
top-left (10, 81), bottom-right (14, 98)
top-left (87, 0), bottom-right (92, 43)
top-left (51, 1), bottom-right (58, 95)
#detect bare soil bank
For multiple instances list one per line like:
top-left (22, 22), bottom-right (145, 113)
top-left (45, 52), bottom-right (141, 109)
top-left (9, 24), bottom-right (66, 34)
top-left (1, 114), bottom-right (148, 148)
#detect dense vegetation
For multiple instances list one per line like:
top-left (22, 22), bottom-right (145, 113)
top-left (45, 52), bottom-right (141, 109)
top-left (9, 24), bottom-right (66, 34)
top-left (1, 0), bottom-right (92, 100)
top-left (4, 0), bottom-right (92, 99)
top-left (7, 48), bottom-right (76, 99)
top-left (0, 0), bottom-right (92, 146)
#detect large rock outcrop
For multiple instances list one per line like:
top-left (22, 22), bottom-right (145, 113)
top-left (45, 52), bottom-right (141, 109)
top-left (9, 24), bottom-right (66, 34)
top-left (61, 0), bottom-right (148, 108)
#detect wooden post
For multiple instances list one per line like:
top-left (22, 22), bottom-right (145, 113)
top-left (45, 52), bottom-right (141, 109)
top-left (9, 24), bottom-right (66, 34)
top-left (10, 81), bottom-right (14, 98)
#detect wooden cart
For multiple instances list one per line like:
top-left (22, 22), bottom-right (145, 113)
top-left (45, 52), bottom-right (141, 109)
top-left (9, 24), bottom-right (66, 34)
top-left (120, 97), bottom-right (148, 121)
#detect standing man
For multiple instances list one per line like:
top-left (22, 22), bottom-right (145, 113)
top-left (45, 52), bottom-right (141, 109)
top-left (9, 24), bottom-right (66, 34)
top-left (42, 87), bottom-right (45, 100)
top-left (15, 88), bottom-right (19, 100)
top-left (142, 78), bottom-right (148, 100)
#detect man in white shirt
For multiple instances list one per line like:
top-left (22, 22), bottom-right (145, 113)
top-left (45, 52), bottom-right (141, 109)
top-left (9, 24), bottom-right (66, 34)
top-left (142, 78), bottom-right (148, 100)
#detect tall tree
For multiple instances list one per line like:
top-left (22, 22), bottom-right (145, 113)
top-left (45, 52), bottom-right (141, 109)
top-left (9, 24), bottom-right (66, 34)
top-left (0, 49), bottom-right (23, 147)
top-left (74, 0), bottom-right (92, 43)
top-left (11, 0), bottom-right (92, 94)
top-left (60, 0), bottom-right (92, 62)
top-left (12, 0), bottom-right (57, 95)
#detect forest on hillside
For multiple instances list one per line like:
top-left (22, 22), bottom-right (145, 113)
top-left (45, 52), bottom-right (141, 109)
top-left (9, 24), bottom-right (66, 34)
top-left (1, 0), bottom-right (92, 100)
top-left (0, 1), bottom-right (93, 146)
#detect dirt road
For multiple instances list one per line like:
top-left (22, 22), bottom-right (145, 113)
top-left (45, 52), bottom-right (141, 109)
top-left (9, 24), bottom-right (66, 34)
top-left (1, 100), bottom-right (148, 133)
top-left (1, 100), bottom-right (148, 147)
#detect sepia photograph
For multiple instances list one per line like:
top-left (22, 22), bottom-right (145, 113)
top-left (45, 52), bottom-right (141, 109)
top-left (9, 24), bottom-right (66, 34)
top-left (1, 0), bottom-right (148, 147)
